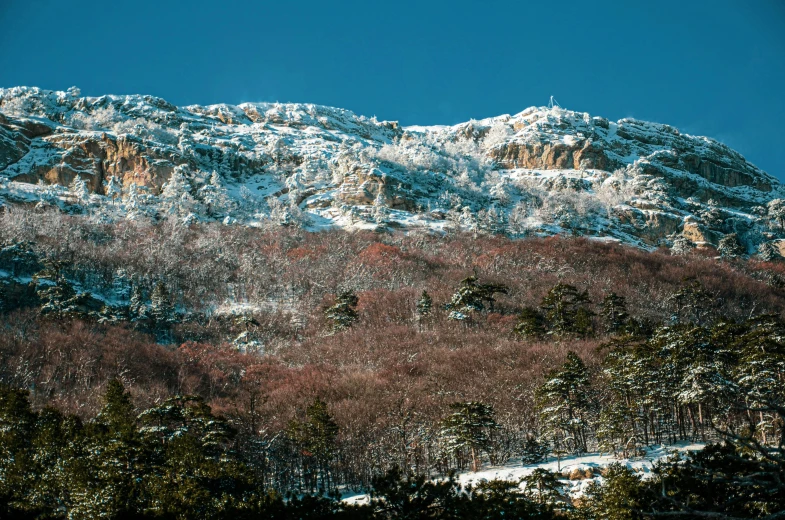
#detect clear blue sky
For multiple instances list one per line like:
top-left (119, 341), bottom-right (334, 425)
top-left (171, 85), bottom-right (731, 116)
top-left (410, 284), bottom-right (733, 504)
top-left (1, 0), bottom-right (784, 179)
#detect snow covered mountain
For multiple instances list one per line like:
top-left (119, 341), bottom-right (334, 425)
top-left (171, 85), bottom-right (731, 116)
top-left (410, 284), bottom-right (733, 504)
top-left (1, 86), bottom-right (784, 254)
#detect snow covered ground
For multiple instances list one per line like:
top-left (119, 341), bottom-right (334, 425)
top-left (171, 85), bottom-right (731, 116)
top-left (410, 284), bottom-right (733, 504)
top-left (342, 442), bottom-right (706, 505)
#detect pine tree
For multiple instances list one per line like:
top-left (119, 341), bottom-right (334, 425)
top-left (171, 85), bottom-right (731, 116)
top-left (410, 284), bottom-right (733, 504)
top-left (514, 307), bottom-right (546, 338)
top-left (198, 170), bottom-right (232, 217)
top-left (536, 352), bottom-right (594, 459)
top-left (287, 398), bottom-right (339, 491)
top-left (128, 285), bottom-right (147, 321)
top-left (717, 233), bottom-right (746, 258)
top-left (440, 401), bottom-right (498, 472)
top-left (0, 385), bottom-right (36, 515)
top-left (671, 235), bottom-right (695, 256)
top-left (69, 175), bottom-right (90, 205)
top-left (579, 463), bottom-right (647, 520)
top-left (124, 182), bottom-right (146, 220)
top-left (522, 468), bottom-right (564, 506)
top-left (70, 380), bottom-right (146, 518)
top-left (446, 275), bottom-right (508, 321)
top-left (600, 292), bottom-right (630, 335)
top-left (372, 191), bottom-right (389, 225)
top-left (104, 175), bottom-right (123, 205)
top-left (733, 315), bottom-right (785, 445)
top-left (325, 290), bottom-right (359, 331)
top-left (767, 198), bottom-right (785, 229)
top-left (33, 262), bottom-right (83, 319)
top-left (520, 436), bottom-right (548, 464)
top-left (160, 165), bottom-right (194, 218)
top-left (540, 283), bottom-right (594, 336)
top-left (149, 281), bottom-right (176, 326)
top-left (667, 277), bottom-right (714, 326)
top-left (757, 241), bottom-right (781, 262)
top-left (415, 290), bottom-right (433, 318)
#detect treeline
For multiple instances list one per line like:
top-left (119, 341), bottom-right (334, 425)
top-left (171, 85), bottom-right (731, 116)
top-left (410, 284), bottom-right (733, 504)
top-left (2, 359), bottom-right (783, 519)
top-left (0, 381), bottom-right (560, 519)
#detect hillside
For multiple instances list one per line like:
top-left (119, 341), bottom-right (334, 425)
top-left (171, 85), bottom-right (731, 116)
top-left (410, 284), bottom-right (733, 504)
top-left (2, 86), bottom-right (784, 253)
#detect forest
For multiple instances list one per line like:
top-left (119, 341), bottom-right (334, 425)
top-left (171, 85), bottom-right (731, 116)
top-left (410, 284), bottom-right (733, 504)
top-left (1, 208), bottom-right (784, 519)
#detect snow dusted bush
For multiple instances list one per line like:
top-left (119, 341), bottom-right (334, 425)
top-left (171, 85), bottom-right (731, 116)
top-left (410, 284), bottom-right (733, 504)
top-left (594, 169), bottom-right (637, 215)
top-left (481, 123), bottom-right (514, 150)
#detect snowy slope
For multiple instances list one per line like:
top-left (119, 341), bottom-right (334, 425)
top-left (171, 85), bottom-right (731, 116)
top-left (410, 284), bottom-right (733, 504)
top-left (342, 442), bottom-right (706, 505)
top-left (1, 86), bottom-right (784, 252)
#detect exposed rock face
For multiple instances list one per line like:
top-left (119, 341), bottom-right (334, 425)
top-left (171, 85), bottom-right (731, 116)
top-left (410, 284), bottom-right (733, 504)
top-left (490, 139), bottom-right (618, 172)
top-left (0, 86), bottom-right (782, 253)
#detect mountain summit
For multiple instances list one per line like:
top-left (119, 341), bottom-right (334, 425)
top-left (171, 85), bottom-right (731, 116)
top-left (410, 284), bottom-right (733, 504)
top-left (1, 86), bottom-right (783, 253)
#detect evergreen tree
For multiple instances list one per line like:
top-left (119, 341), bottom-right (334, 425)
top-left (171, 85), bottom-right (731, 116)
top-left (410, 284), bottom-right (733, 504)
top-left (0, 385), bottom-right (35, 516)
top-left (515, 307), bottom-right (546, 338)
top-left (371, 191), bottom-right (389, 225)
top-left (446, 274), bottom-right (508, 321)
top-left (667, 277), bottom-right (714, 326)
top-left (600, 292), bottom-right (629, 335)
top-left (160, 165), bottom-right (194, 218)
top-left (520, 436), bottom-right (548, 464)
top-left (74, 379), bottom-right (145, 518)
top-left (540, 283), bottom-right (594, 336)
top-left (536, 352), bottom-right (594, 458)
top-left (287, 398), bottom-right (339, 492)
top-left (69, 174), bottom-right (90, 205)
top-left (32, 262), bottom-right (87, 319)
top-left (415, 290), bottom-right (432, 318)
top-left (104, 175), bottom-right (123, 205)
top-left (671, 235), bottom-right (695, 256)
top-left (325, 290), bottom-right (359, 331)
top-left (198, 170), bottom-right (232, 217)
top-left (440, 401), bottom-right (498, 472)
top-left (767, 198), bottom-right (785, 229)
top-left (757, 241), bottom-right (781, 261)
top-left (521, 468), bottom-right (564, 507)
top-left (128, 285), bottom-right (148, 321)
top-left (149, 281), bottom-right (176, 326)
top-left (578, 463), bottom-right (648, 520)
top-left (717, 232), bottom-right (746, 258)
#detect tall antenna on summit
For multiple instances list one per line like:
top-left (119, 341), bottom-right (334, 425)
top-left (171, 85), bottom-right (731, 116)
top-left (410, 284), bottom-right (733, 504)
top-left (548, 96), bottom-right (561, 110)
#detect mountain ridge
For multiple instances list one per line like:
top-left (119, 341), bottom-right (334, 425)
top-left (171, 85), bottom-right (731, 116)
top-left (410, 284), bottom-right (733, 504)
top-left (1, 86), bottom-right (783, 255)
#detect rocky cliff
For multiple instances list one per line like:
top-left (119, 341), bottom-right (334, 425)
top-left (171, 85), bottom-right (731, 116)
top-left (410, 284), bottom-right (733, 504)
top-left (1, 86), bottom-right (783, 253)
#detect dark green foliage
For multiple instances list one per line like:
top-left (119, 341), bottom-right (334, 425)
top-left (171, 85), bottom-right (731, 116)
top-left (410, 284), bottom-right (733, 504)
top-left (667, 277), bottom-right (715, 326)
top-left (643, 443), bottom-right (785, 519)
top-left (0, 385), bottom-right (36, 516)
top-left (540, 283), bottom-right (594, 337)
top-left (520, 436), bottom-right (549, 465)
top-left (287, 398), bottom-right (340, 492)
top-left (600, 292), bottom-right (629, 335)
top-left (0, 383), bottom-right (564, 519)
top-left (515, 307), bottom-right (546, 338)
top-left (325, 290), bottom-right (359, 331)
top-left (369, 468), bottom-right (555, 520)
top-left (416, 290), bottom-right (433, 318)
top-left (440, 401), bottom-right (498, 472)
top-left (149, 280), bottom-right (176, 325)
top-left (578, 463), bottom-right (648, 520)
top-left (536, 352), bottom-right (594, 458)
top-left (129, 285), bottom-right (147, 321)
top-left (717, 232), bottom-right (746, 258)
top-left (521, 468), bottom-right (564, 507)
top-left (446, 275), bottom-right (508, 321)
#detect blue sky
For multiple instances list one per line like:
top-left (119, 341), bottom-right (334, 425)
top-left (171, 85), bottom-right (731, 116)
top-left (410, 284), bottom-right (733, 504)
top-left (1, 0), bottom-right (784, 179)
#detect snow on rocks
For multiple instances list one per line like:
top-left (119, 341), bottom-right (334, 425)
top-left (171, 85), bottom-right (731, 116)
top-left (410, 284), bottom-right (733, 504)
top-left (1, 86), bottom-right (783, 252)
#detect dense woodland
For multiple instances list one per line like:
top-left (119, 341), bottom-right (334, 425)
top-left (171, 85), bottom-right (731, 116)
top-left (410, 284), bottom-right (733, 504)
top-left (1, 208), bottom-right (784, 519)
